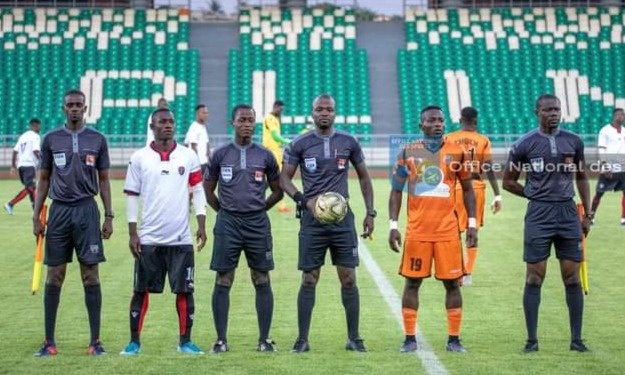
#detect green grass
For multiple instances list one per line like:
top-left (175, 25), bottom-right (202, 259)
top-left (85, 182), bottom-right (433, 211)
top-left (0, 178), bottom-right (624, 375)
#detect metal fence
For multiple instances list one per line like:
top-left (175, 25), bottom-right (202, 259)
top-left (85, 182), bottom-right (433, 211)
top-left (0, 133), bottom-right (600, 168)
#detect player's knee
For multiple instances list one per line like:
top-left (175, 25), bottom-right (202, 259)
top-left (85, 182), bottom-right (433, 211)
top-left (563, 273), bottom-right (580, 286)
top-left (301, 271), bottom-right (318, 288)
top-left (46, 267), bottom-right (66, 287)
top-left (215, 271), bottom-right (235, 287)
top-left (443, 278), bottom-right (460, 291)
top-left (251, 270), bottom-right (270, 286)
top-left (340, 278), bottom-right (356, 289)
top-left (525, 274), bottom-right (543, 287)
top-left (404, 277), bottom-right (422, 292)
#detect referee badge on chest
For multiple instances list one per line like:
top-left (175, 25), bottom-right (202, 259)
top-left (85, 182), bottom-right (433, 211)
top-left (86, 154), bottom-right (96, 166)
top-left (304, 157), bottom-right (317, 172)
top-left (53, 152), bottom-right (66, 168)
top-left (221, 166), bottom-right (233, 182)
top-left (530, 157), bottom-right (544, 172)
top-left (337, 158), bottom-right (346, 170)
top-left (178, 166), bottom-right (185, 175)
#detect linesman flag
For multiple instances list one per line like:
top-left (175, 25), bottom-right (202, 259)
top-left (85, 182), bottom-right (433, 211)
top-left (576, 203), bottom-right (589, 295)
top-left (31, 204), bottom-right (47, 295)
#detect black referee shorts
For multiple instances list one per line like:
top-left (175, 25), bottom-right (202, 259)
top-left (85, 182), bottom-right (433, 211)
top-left (297, 209), bottom-right (359, 271)
top-left (45, 198), bottom-right (105, 266)
top-left (523, 200), bottom-right (582, 263)
top-left (210, 209), bottom-right (274, 272)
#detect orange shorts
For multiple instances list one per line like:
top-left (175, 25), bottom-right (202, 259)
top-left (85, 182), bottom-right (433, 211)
top-left (399, 239), bottom-right (466, 280)
top-left (455, 183), bottom-right (485, 231)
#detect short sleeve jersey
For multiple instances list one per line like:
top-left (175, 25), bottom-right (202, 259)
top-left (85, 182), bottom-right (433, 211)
top-left (124, 142), bottom-right (204, 246)
top-left (184, 121), bottom-right (210, 165)
top-left (262, 113), bottom-right (282, 153)
top-left (392, 140), bottom-right (470, 241)
top-left (507, 129), bottom-right (585, 201)
top-left (445, 130), bottom-right (492, 188)
top-left (40, 126), bottom-right (110, 203)
top-left (284, 130), bottom-right (364, 200)
top-left (597, 124), bottom-right (625, 171)
top-left (205, 142), bottom-right (280, 212)
top-left (14, 129), bottom-right (41, 167)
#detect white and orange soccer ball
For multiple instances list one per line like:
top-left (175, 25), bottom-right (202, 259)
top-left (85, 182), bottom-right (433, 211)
top-left (314, 192), bottom-right (348, 224)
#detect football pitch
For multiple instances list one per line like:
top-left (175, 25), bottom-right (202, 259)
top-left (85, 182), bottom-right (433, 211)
top-left (0, 178), bottom-right (623, 375)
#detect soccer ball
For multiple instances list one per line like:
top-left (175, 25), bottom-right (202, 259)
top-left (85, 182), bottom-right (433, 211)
top-left (314, 192), bottom-right (348, 224)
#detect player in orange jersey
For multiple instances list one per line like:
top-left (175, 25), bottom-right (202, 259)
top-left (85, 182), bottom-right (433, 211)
top-left (388, 105), bottom-right (477, 353)
top-left (446, 107), bottom-right (502, 286)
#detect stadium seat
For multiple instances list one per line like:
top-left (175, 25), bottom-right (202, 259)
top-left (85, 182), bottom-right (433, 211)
top-left (0, 8), bottom-right (198, 142)
top-left (399, 6), bottom-right (625, 137)
top-left (229, 6), bottom-right (371, 139)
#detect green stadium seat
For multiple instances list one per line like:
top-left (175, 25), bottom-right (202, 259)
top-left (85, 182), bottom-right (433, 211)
top-left (228, 6), bottom-right (371, 141)
top-left (0, 7), bottom-right (199, 143)
top-left (399, 7), bottom-right (624, 138)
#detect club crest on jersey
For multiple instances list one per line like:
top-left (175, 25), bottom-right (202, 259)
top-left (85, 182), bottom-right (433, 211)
top-left (304, 157), bottom-right (317, 172)
top-left (178, 166), bottom-right (185, 175)
top-left (221, 166), bottom-right (233, 182)
top-left (255, 170), bottom-right (263, 182)
top-left (530, 157), bottom-right (544, 172)
top-left (86, 154), bottom-right (96, 166)
top-left (337, 158), bottom-right (346, 170)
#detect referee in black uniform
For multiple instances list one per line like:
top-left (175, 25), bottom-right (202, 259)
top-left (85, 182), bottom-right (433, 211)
top-left (280, 93), bottom-right (376, 353)
top-left (32, 89), bottom-right (113, 357)
top-left (503, 94), bottom-right (592, 353)
top-left (204, 104), bottom-right (283, 353)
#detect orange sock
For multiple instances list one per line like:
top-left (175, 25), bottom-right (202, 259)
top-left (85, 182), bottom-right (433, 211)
top-left (447, 308), bottom-right (462, 336)
top-left (466, 247), bottom-right (478, 274)
top-left (402, 307), bottom-right (418, 336)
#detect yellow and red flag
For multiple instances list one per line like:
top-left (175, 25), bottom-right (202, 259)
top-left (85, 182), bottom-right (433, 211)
top-left (31, 204), bottom-right (47, 295)
top-left (577, 203), bottom-right (589, 295)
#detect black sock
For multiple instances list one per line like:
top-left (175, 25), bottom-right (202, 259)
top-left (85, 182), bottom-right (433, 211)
top-left (523, 283), bottom-right (541, 342)
top-left (44, 285), bottom-right (61, 344)
top-left (212, 284), bottom-right (231, 342)
top-left (129, 292), bottom-right (149, 344)
top-left (84, 284), bottom-right (102, 343)
top-left (341, 286), bottom-right (360, 340)
top-left (177, 293), bottom-right (195, 345)
top-left (297, 285), bottom-right (316, 341)
top-left (255, 282), bottom-right (274, 342)
top-left (405, 335), bottom-right (416, 342)
top-left (565, 283), bottom-right (584, 342)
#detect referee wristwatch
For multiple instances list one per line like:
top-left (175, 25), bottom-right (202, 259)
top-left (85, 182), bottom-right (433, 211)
top-left (104, 212), bottom-right (115, 219)
top-left (366, 209), bottom-right (377, 218)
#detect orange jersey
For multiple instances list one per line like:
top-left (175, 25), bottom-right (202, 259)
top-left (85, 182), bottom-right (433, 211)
top-left (445, 130), bottom-right (493, 189)
top-left (392, 140), bottom-right (471, 241)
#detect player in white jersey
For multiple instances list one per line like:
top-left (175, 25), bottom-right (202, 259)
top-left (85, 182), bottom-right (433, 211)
top-left (121, 108), bottom-right (207, 356)
top-left (184, 104), bottom-right (211, 175)
top-left (4, 118), bottom-right (41, 215)
top-left (145, 97), bottom-right (168, 146)
top-left (589, 108), bottom-right (625, 225)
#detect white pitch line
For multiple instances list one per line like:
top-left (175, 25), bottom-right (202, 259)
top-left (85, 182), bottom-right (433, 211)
top-left (359, 239), bottom-right (449, 375)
